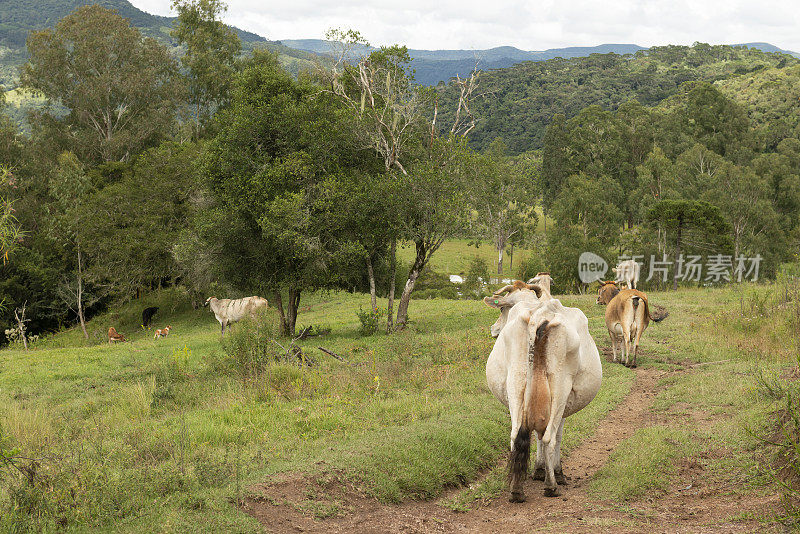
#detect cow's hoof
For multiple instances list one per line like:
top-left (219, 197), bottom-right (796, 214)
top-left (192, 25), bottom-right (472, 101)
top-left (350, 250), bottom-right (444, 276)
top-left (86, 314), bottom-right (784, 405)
top-left (630, 363), bottom-right (638, 369)
top-left (555, 471), bottom-right (567, 485)
top-left (532, 468), bottom-right (545, 481)
top-left (509, 492), bottom-right (526, 503)
top-left (543, 486), bottom-right (561, 498)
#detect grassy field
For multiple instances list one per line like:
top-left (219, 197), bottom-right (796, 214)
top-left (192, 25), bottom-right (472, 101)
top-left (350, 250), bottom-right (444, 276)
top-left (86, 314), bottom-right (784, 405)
top-left (0, 279), bottom-right (795, 531)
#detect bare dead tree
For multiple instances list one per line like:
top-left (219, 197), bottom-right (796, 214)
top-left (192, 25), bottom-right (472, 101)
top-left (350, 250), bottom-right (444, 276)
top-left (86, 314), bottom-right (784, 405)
top-left (13, 301), bottom-right (29, 351)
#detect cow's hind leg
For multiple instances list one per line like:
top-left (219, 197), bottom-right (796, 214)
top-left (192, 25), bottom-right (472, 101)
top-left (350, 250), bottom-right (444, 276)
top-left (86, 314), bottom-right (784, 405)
top-left (621, 325), bottom-right (632, 367)
top-left (532, 438), bottom-right (545, 481)
top-left (553, 419), bottom-right (566, 485)
top-left (609, 331), bottom-right (618, 363)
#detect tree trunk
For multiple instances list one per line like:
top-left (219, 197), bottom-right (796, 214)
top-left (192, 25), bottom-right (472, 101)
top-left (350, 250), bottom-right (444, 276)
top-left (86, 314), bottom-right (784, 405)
top-left (672, 220), bottom-right (682, 291)
top-left (287, 289), bottom-right (300, 336)
top-left (366, 256), bottom-right (377, 310)
top-left (387, 238), bottom-right (396, 333)
top-left (509, 244), bottom-right (514, 270)
top-left (77, 248), bottom-right (88, 339)
top-left (274, 290), bottom-right (287, 335)
top-left (395, 239), bottom-right (427, 330)
top-left (497, 247), bottom-right (504, 275)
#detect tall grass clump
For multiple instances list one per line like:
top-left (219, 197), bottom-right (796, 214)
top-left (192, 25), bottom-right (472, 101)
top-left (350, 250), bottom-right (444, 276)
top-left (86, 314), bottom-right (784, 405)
top-left (754, 355), bottom-right (800, 526)
top-left (218, 308), bottom-right (283, 377)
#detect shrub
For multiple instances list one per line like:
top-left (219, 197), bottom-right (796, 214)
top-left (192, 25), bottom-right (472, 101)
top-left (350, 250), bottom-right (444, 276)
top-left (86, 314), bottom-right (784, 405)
top-left (462, 256), bottom-right (490, 299)
top-left (356, 306), bottom-right (385, 336)
top-left (219, 308), bottom-right (283, 377)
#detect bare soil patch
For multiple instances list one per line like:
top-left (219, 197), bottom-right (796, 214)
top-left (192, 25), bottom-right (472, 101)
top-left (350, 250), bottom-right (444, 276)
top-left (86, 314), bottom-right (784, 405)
top-left (242, 366), bottom-right (781, 533)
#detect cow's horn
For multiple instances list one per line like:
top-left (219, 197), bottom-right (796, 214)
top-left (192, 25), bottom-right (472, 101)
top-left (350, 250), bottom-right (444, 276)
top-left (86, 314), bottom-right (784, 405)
top-left (526, 284), bottom-right (543, 298)
top-left (493, 284), bottom-right (516, 296)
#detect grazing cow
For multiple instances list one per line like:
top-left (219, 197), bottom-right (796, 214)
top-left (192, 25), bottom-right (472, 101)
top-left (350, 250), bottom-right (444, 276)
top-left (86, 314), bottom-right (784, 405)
top-left (605, 289), bottom-right (666, 368)
top-left (204, 296), bottom-right (269, 335)
top-left (613, 259), bottom-right (640, 289)
top-left (142, 306), bottom-right (159, 328)
top-left (596, 280), bottom-right (620, 305)
top-left (108, 327), bottom-right (126, 344)
top-left (527, 272), bottom-right (553, 298)
top-left (485, 285), bottom-right (602, 501)
top-left (154, 325), bottom-right (172, 339)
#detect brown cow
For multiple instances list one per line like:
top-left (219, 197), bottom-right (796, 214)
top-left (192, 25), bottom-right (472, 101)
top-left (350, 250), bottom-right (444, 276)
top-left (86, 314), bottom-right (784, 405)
top-left (596, 280), bottom-right (620, 305)
top-left (108, 327), bottom-right (126, 344)
top-left (604, 289), bottom-right (666, 367)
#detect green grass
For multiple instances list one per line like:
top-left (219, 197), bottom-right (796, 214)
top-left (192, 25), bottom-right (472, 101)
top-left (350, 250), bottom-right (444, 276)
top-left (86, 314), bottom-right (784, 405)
top-left (397, 238), bottom-right (534, 278)
top-left (0, 281), bottom-right (791, 531)
top-left (590, 426), bottom-right (689, 500)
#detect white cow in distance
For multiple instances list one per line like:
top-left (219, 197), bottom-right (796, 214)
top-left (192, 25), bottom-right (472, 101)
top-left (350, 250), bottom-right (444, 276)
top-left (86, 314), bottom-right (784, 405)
top-left (613, 259), bottom-right (641, 289)
top-left (484, 280), bottom-right (602, 501)
top-left (204, 296), bottom-right (269, 335)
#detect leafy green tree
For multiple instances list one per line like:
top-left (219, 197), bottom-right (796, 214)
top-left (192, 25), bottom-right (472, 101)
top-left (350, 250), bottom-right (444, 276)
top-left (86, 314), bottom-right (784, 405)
top-left (196, 51), bottom-right (372, 335)
top-left (79, 142), bottom-right (201, 300)
top-left (471, 139), bottom-right (538, 274)
top-left (682, 82), bottom-right (752, 160)
top-left (393, 138), bottom-right (473, 328)
top-left (552, 173), bottom-right (624, 243)
top-left (46, 152), bottom-right (95, 338)
top-left (171, 0), bottom-right (241, 138)
top-left (646, 200), bottom-right (730, 290)
top-left (540, 113), bottom-right (569, 217)
top-left (21, 5), bottom-right (183, 163)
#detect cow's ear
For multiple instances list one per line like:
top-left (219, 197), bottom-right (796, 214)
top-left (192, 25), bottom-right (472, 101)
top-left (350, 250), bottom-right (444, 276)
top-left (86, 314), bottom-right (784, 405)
top-left (484, 296), bottom-right (504, 309)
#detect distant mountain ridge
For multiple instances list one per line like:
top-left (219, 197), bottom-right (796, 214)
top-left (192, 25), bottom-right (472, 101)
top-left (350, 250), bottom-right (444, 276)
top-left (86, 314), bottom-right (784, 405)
top-left (0, 0), bottom-right (316, 88)
top-left (278, 39), bottom-right (798, 85)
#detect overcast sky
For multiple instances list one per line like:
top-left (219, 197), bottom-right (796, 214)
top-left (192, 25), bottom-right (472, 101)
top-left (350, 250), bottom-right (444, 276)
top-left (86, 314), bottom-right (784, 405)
top-left (128, 0), bottom-right (800, 52)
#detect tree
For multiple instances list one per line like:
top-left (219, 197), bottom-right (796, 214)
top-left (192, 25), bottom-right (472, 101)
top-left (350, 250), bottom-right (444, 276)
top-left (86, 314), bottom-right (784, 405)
top-left (196, 51), bottom-right (373, 335)
top-left (324, 30), bottom-right (481, 330)
top-left (551, 173), bottom-right (624, 243)
top-left (21, 5), bottom-right (183, 163)
top-left (646, 200), bottom-right (730, 290)
top-left (472, 140), bottom-right (538, 275)
top-left (79, 142), bottom-right (201, 300)
top-left (46, 152), bottom-right (96, 338)
top-left (393, 138), bottom-right (473, 328)
top-left (171, 0), bottom-right (241, 138)
top-left (682, 82), bottom-right (751, 160)
top-left (540, 114), bottom-right (570, 218)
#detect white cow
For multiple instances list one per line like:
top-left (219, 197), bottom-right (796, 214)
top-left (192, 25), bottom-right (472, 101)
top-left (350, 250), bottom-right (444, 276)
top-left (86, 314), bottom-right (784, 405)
top-left (613, 259), bottom-right (640, 289)
top-left (484, 286), bottom-right (602, 501)
top-left (204, 296), bottom-right (269, 335)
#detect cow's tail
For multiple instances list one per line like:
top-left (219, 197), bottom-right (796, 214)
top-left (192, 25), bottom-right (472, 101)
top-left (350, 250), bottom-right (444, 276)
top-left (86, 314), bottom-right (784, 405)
top-left (508, 320), bottom-right (552, 497)
top-left (644, 298), bottom-right (668, 322)
top-left (507, 423), bottom-right (531, 500)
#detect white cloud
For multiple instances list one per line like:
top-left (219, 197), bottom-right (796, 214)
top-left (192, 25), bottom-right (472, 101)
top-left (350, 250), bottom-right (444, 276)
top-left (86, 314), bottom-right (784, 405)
top-left (128, 0), bottom-right (800, 52)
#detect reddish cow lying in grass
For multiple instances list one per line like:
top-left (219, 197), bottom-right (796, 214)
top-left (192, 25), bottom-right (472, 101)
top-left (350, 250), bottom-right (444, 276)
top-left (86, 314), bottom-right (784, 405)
top-left (605, 289), bottom-right (667, 367)
top-left (108, 327), bottom-right (126, 344)
top-left (484, 280), bottom-right (602, 501)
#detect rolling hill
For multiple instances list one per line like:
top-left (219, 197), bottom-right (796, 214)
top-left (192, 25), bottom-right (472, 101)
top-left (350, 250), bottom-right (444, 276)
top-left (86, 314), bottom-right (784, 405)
top-left (432, 43), bottom-right (800, 153)
top-left (0, 0), bottom-right (317, 88)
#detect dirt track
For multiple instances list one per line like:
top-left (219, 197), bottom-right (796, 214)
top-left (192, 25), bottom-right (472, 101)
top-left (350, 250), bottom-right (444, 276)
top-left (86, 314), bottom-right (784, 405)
top-left (242, 366), bottom-right (781, 533)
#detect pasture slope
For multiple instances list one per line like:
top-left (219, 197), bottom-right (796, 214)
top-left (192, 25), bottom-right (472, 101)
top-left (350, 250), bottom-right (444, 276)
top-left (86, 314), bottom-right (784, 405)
top-left (0, 283), bottom-right (792, 532)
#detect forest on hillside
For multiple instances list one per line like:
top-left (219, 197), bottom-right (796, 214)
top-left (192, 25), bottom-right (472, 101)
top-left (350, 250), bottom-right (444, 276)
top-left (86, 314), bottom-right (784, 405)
top-left (1, 3), bottom-right (800, 343)
top-left (436, 43), bottom-right (798, 153)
